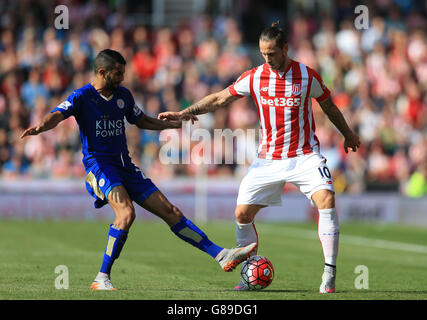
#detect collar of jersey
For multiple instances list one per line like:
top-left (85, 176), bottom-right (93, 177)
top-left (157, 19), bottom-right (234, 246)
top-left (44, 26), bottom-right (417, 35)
top-left (88, 83), bottom-right (114, 101)
top-left (99, 93), bottom-right (114, 101)
top-left (268, 59), bottom-right (293, 78)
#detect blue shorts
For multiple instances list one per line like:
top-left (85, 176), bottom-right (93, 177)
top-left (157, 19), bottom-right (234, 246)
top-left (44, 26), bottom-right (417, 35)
top-left (84, 159), bottom-right (158, 209)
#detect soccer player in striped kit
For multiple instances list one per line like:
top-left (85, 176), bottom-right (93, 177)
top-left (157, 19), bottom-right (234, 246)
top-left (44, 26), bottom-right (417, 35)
top-left (159, 22), bottom-right (361, 293)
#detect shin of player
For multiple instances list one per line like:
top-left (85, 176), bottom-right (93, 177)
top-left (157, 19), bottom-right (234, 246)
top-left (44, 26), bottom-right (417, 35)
top-left (236, 221), bottom-right (258, 252)
top-left (233, 205), bottom-right (260, 291)
top-left (170, 216), bottom-right (224, 258)
top-left (318, 207), bottom-right (339, 293)
top-left (234, 204), bottom-right (262, 251)
top-left (100, 224), bottom-right (129, 275)
top-left (318, 208), bottom-right (339, 267)
top-left (91, 223), bottom-right (129, 290)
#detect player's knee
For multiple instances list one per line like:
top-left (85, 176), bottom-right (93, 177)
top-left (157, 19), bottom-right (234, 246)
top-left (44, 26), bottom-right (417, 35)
top-left (162, 204), bottom-right (183, 226)
top-left (235, 207), bottom-right (254, 224)
top-left (170, 205), bottom-right (184, 221)
top-left (315, 191), bottom-right (335, 209)
top-left (173, 205), bottom-right (184, 217)
top-left (117, 206), bottom-right (136, 229)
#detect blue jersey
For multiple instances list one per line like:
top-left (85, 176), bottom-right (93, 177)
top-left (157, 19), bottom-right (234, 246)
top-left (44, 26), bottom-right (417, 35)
top-left (51, 83), bottom-right (144, 167)
top-left (51, 83), bottom-right (158, 208)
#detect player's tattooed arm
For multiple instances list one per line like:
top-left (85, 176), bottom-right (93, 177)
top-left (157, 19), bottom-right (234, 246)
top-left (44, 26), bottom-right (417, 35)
top-left (319, 96), bottom-right (361, 153)
top-left (182, 88), bottom-right (239, 116)
top-left (137, 114), bottom-right (183, 130)
top-left (21, 111), bottom-right (64, 138)
top-left (158, 88), bottom-right (240, 121)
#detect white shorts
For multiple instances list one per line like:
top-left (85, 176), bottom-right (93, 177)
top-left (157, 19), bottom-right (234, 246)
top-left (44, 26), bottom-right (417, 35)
top-left (236, 153), bottom-right (335, 207)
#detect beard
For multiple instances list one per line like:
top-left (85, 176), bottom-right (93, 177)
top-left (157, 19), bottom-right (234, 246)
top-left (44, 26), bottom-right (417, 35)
top-left (104, 74), bottom-right (120, 92)
top-left (270, 58), bottom-right (285, 71)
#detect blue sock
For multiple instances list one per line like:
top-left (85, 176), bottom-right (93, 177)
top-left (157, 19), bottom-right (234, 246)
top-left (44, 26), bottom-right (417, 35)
top-left (170, 217), bottom-right (223, 258)
top-left (100, 224), bottom-right (128, 274)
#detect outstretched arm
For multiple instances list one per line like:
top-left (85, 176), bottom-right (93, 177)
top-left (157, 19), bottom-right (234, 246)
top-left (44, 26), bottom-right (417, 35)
top-left (136, 113), bottom-right (189, 130)
top-left (158, 88), bottom-right (240, 121)
top-left (318, 96), bottom-right (361, 153)
top-left (21, 111), bottom-right (65, 138)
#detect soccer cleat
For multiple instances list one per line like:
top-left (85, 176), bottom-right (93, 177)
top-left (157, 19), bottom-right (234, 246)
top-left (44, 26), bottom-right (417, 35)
top-left (234, 279), bottom-right (249, 291)
top-left (215, 242), bottom-right (258, 272)
top-left (90, 277), bottom-right (117, 291)
top-left (233, 260), bottom-right (249, 291)
top-left (319, 266), bottom-right (336, 293)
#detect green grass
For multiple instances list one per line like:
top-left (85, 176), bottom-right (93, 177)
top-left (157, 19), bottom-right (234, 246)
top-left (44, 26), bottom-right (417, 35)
top-left (0, 220), bottom-right (427, 300)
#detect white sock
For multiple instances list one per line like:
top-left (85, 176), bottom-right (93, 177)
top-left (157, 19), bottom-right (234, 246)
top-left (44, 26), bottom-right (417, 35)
top-left (318, 208), bottom-right (339, 266)
top-left (95, 272), bottom-right (109, 281)
top-left (236, 220), bottom-right (258, 255)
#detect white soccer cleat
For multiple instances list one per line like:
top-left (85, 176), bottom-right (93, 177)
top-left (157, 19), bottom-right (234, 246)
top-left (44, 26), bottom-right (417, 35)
top-left (215, 243), bottom-right (258, 272)
top-left (319, 266), bottom-right (336, 293)
top-left (90, 277), bottom-right (117, 290)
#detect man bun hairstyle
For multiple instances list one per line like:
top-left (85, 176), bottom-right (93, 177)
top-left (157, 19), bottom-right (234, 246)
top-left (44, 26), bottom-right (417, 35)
top-left (94, 49), bottom-right (126, 73)
top-left (259, 20), bottom-right (287, 48)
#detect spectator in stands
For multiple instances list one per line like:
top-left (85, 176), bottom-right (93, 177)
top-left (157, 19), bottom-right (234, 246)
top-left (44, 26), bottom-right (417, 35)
top-left (406, 162), bottom-right (427, 198)
top-left (20, 68), bottom-right (50, 110)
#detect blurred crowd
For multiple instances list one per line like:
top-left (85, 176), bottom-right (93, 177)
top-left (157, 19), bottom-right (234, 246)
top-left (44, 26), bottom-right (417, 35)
top-left (0, 0), bottom-right (425, 196)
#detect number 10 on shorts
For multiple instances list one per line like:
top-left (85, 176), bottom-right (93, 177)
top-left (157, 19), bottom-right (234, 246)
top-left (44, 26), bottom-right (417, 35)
top-left (318, 167), bottom-right (331, 179)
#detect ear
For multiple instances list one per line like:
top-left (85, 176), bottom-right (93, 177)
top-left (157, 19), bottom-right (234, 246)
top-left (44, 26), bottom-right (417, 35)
top-left (282, 43), bottom-right (288, 53)
top-left (96, 68), bottom-right (106, 77)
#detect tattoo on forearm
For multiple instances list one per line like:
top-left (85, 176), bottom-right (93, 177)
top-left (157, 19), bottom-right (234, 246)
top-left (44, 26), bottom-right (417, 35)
top-left (183, 92), bottom-right (226, 116)
top-left (190, 103), bottom-right (201, 115)
top-left (183, 103), bottom-right (203, 115)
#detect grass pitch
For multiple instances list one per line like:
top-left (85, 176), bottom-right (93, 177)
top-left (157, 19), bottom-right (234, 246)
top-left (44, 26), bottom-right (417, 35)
top-left (0, 219), bottom-right (427, 300)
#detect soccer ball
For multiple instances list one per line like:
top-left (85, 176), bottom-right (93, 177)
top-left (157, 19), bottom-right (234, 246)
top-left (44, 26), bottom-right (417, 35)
top-left (240, 255), bottom-right (274, 290)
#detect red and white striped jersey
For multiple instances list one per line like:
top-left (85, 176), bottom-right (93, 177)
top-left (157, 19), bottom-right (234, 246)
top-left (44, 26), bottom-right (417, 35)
top-left (228, 60), bottom-right (330, 160)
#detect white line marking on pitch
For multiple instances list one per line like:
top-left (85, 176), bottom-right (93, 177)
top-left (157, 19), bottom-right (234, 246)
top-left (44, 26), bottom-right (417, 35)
top-left (261, 226), bottom-right (427, 254)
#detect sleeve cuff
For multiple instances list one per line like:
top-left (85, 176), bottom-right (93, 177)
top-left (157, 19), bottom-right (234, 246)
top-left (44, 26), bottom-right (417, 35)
top-left (315, 91), bottom-right (330, 103)
top-left (228, 85), bottom-right (244, 98)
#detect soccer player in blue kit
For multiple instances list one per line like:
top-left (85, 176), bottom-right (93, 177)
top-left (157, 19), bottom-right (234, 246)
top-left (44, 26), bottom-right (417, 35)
top-left (21, 49), bottom-right (256, 290)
